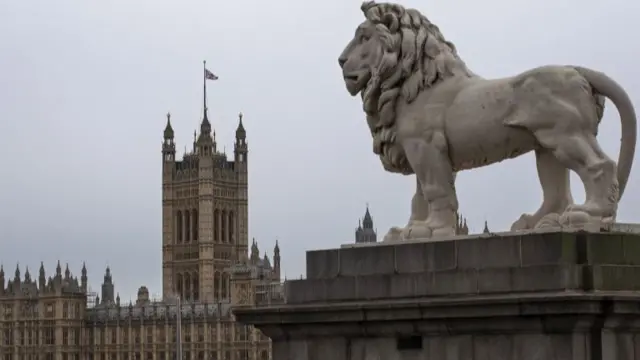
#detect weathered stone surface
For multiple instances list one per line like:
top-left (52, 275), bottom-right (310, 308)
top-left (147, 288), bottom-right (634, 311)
top-left (296, 232), bottom-right (640, 305)
top-left (236, 294), bottom-right (640, 359)
top-left (307, 231), bottom-right (640, 281)
top-left (239, 231), bottom-right (640, 359)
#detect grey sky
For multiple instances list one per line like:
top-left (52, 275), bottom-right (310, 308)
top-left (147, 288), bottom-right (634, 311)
top-left (1, 0), bottom-right (638, 300)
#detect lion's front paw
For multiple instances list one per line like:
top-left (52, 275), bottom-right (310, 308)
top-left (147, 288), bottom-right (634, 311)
top-left (534, 213), bottom-right (562, 229)
top-left (402, 222), bottom-right (433, 240)
top-left (511, 214), bottom-right (535, 231)
top-left (383, 227), bottom-right (404, 242)
top-left (559, 210), bottom-right (592, 228)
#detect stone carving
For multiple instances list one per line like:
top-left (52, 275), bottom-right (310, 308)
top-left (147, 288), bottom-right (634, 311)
top-left (338, 1), bottom-right (637, 240)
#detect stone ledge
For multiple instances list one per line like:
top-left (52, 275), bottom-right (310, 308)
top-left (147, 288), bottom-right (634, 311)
top-left (234, 292), bottom-right (640, 339)
top-left (287, 264), bottom-right (585, 304)
top-left (306, 231), bottom-right (640, 280)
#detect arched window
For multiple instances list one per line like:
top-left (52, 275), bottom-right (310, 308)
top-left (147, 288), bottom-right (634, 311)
top-left (176, 274), bottom-right (183, 298)
top-left (192, 209), bottom-right (198, 241)
top-left (184, 211), bottom-right (191, 243)
top-left (260, 350), bottom-right (269, 360)
top-left (192, 273), bottom-right (199, 301)
top-left (221, 210), bottom-right (227, 243)
top-left (214, 209), bottom-right (220, 242)
top-left (222, 273), bottom-right (230, 299)
top-left (228, 211), bottom-right (235, 244)
top-left (176, 211), bottom-right (183, 243)
top-left (184, 273), bottom-right (191, 301)
top-left (214, 272), bottom-right (221, 300)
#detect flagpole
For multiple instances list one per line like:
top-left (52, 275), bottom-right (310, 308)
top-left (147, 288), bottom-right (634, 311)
top-left (203, 60), bottom-right (208, 117)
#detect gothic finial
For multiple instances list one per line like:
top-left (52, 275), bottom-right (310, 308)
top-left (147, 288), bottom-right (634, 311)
top-left (235, 112), bottom-right (246, 139)
top-left (483, 220), bottom-right (490, 234)
top-left (82, 262), bottom-right (87, 275)
top-left (362, 204), bottom-right (373, 229)
top-left (164, 112), bottom-right (174, 139)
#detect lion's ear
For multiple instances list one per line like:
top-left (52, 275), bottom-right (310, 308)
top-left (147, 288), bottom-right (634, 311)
top-left (382, 13), bottom-right (399, 32)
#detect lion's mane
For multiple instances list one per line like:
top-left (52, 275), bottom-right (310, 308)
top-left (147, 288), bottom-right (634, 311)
top-left (360, 1), bottom-right (473, 174)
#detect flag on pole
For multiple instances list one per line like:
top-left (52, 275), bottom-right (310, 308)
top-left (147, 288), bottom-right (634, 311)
top-left (204, 68), bottom-right (218, 81)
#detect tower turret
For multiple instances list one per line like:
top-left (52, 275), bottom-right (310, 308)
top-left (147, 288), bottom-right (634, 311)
top-left (273, 240), bottom-right (281, 281)
top-left (250, 238), bottom-right (260, 264)
top-left (14, 263), bottom-right (20, 284)
top-left (355, 205), bottom-right (377, 243)
top-left (39, 262), bottom-right (46, 290)
top-left (233, 111), bottom-right (249, 262)
top-left (64, 264), bottom-right (70, 279)
top-left (196, 111), bottom-right (214, 155)
top-left (101, 267), bottom-right (115, 304)
top-left (234, 112), bottom-right (248, 167)
top-left (0, 265), bottom-right (4, 294)
top-left (81, 262), bottom-right (87, 292)
top-left (162, 112), bottom-right (176, 163)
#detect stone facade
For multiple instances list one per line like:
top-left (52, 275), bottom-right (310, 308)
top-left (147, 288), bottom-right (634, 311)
top-left (162, 110), bottom-right (251, 303)
top-left (0, 109), bottom-right (285, 360)
top-left (0, 244), bottom-right (282, 360)
top-left (236, 230), bottom-right (640, 360)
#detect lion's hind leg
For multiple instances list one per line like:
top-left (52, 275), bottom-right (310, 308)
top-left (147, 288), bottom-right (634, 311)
top-left (534, 128), bottom-right (618, 227)
top-left (511, 149), bottom-right (573, 230)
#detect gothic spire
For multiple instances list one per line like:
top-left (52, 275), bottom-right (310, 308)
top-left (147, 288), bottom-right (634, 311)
top-left (362, 204), bottom-right (373, 229)
top-left (163, 112), bottom-right (174, 140)
top-left (65, 263), bottom-right (70, 279)
top-left (235, 112), bottom-right (246, 140)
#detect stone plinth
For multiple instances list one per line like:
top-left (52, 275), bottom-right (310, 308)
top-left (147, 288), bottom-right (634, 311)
top-left (235, 231), bottom-right (640, 360)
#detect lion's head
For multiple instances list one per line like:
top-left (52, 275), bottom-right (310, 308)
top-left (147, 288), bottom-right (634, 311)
top-left (338, 1), bottom-right (472, 173)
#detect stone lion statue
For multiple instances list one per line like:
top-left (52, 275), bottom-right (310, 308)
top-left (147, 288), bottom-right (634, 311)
top-left (338, 1), bottom-right (637, 240)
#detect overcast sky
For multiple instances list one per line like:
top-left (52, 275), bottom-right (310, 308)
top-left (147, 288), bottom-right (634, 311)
top-left (1, 0), bottom-right (638, 300)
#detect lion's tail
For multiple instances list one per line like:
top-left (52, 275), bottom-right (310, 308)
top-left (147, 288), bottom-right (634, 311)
top-left (574, 66), bottom-right (637, 200)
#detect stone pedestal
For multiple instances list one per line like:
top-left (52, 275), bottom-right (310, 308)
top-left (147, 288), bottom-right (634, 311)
top-left (235, 230), bottom-right (640, 360)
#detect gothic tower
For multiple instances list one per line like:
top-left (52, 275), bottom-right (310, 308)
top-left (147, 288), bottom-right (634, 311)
top-left (273, 240), bottom-right (281, 281)
top-left (355, 205), bottom-right (377, 243)
top-left (161, 69), bottom-right (249, 302)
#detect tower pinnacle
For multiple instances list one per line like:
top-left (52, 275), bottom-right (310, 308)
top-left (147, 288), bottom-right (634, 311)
top-left (356, 205), bottom-right (377, 243)
top-left (163, 112), bottom-right (174, 139)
